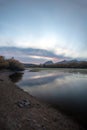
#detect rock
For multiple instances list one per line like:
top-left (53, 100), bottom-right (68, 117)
top-left (53, 117), bottom-right (58, 122)
top-left (0, 79), bottom-right (3, 81)
top-left (16, 99), bottom-right (31, 108)
top-left (36, 103), bottom-right (41, 108)
top-left (42, 125), bottom-right (46, 130)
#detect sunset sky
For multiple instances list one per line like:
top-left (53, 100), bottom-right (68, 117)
top-left (0, 0), bottom-right (87, 63)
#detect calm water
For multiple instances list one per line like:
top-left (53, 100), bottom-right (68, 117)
top-left (10, 68), bottom-right (87, 125)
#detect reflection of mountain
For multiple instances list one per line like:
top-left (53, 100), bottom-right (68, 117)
top-left (18, 74), bottom-right (65, 87)
top-left (9, 72), bottom-right (23, 82)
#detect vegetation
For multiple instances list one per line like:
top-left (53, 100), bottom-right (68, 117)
top-left (39, 61), bottom-right (87, 69)
top-left (0, 56), bottom-right (24, 71)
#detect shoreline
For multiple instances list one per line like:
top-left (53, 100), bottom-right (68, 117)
top-left (0, 71), bottom-right (85, 130)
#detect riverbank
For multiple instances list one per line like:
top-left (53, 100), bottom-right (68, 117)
top-left (0, 71), bottom-right (85, 130)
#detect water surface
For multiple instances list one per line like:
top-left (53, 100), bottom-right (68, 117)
top-left (10, 68), bottom-right (87, 125)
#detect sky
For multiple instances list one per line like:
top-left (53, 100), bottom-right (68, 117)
top-left (0, 0), bottom-right (87, 63)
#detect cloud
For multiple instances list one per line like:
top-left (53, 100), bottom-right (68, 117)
top-left (0, 33), bottom-right (87, 61)
top-left (0, 47), bottom-right (70, 63)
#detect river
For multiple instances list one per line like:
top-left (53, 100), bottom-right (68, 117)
top-left (10, 68), bottom-right (87, 126)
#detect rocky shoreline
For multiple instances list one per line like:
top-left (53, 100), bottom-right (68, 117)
top-left (0, 71), bottom-right (85, 130)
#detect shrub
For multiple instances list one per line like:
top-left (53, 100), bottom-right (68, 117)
top-left (0, 56), bottom-right (9, 69)
top-left (0, 56), bottom-right (24, 71)
top-left (8, 58), bottom-right (24, 71)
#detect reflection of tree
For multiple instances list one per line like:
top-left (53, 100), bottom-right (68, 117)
top-left (9, 72), bottom-right (23, 82)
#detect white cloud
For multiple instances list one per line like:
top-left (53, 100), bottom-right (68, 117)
top-left (0, 32), bottom-right (86, 60)
top-left (13, 33), bottom-right (58, 50)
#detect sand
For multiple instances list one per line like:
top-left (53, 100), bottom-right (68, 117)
top-left (0, 70), bottom-right (85, 130)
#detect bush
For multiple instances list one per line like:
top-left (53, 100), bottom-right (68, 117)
top-left (8, 58), bottom-right (24, 71)
top-left (0, 56), bottom-right (24, 71)
top-left (0, 56), bottom-right (9, 69)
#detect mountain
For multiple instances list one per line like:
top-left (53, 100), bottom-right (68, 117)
top-left (44, 60), bottom-right (81, 66)
top-left (44, 61), bottom-right (54, 65)
top-left (57, 60), bottom-right (80, 64)
top-left (57, 60), bottom-right (68, 64)
top-left (67, 60), bottom-right (79, 63)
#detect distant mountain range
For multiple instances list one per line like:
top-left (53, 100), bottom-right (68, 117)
top-left (41, 59), bottom-right (87, 68)
top-left (57, 60), bottom-right (81, 64)
top-left (44, 60), bottom-right (82, 65)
